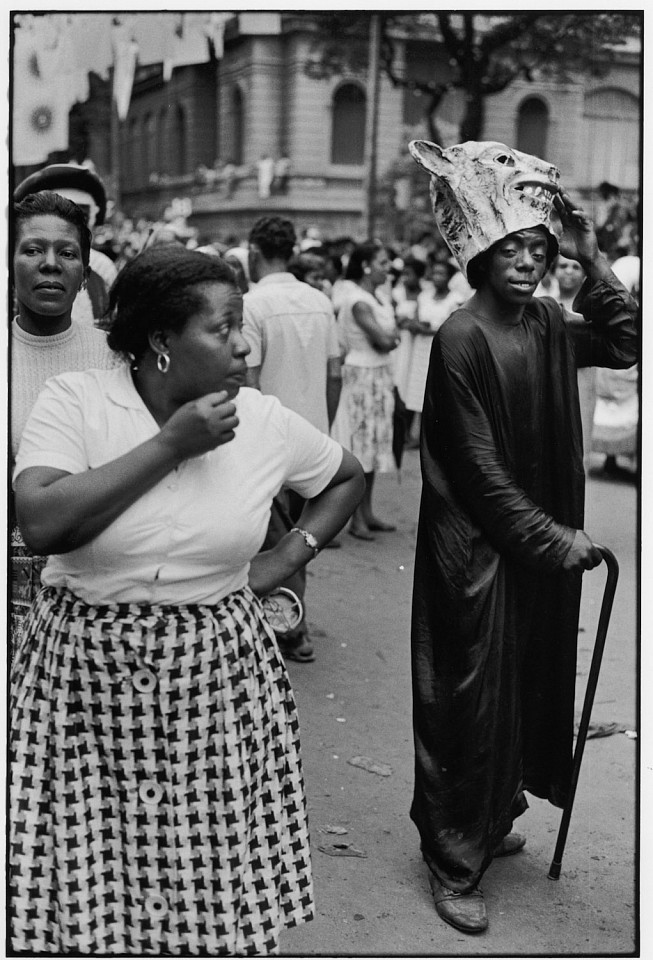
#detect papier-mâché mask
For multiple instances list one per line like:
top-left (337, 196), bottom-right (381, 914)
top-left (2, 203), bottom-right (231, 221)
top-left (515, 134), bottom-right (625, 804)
top-left (409, 139), bottom-right (562, 279)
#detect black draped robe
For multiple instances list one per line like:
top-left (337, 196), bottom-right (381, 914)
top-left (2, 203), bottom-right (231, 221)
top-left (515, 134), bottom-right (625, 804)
top-left (410, 275), bottom-right (637, 892)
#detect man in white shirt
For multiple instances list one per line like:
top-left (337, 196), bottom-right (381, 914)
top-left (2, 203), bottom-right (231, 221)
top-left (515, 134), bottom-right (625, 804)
top-left (13, 164), bottom-right (118, 324)
top-left (244, 216), bottom-right (343, 661)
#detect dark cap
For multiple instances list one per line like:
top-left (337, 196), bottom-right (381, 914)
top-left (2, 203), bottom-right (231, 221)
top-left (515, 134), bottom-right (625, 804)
top-left (13, 163), bottom-right (107, 225)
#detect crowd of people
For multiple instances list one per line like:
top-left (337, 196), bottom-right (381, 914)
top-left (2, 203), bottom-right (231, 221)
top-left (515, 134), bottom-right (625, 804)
top-left (89, 173), bottom-right (640, 485)
top-left (9, 151), bottom-right (639, 953)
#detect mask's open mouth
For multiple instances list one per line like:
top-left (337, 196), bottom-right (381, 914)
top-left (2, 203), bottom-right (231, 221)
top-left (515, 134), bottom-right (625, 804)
top-left (514, 180), bottom-right (559, 201)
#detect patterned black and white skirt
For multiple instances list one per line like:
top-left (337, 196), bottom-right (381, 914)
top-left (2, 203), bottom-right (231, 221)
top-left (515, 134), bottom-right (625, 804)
top-left (10, 585), bottom-right (314, 955)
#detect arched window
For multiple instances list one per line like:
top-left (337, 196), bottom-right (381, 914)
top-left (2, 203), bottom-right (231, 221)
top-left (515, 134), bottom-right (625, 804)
top-left (582, 87), bottom-right (639, 190)
top-left (147, 113), bottom-right (159, 176)
top-left (516, 97), bottom-right (549, 159)
top-left (157, 107), bottom-right (167, 176)
top-left (143, 112), bottom-right (157, 180)
top-left (172, 104), bottom-right (187, 176)
top-left (331, 83), bottom-right (366, 165)
top-left (232, 87), bottom-right (244, 166)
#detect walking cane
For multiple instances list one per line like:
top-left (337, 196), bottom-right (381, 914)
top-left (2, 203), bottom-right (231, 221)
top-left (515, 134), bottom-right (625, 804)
top-left (548, 543), bottom-right (619, 880)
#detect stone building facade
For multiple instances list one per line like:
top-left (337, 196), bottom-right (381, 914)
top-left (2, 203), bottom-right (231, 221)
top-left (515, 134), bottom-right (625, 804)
top-left (80, 13), bottom-right (640, 243)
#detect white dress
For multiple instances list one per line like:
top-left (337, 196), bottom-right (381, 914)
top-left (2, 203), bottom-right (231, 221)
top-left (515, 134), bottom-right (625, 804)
top-left (333, 286), bottom-right (397, 473)
top-left (402, 289), bottom-right (462, 413)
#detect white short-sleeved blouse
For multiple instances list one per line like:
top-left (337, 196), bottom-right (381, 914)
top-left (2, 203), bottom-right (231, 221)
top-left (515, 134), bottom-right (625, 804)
top-left (339, 287), bottom-right (396, 368)
top-left (14, 365), bottom-right (343, 606)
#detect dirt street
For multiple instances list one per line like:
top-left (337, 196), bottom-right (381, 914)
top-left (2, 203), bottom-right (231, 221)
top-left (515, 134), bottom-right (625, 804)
top-left (279, 449), bottom-right (639, 958)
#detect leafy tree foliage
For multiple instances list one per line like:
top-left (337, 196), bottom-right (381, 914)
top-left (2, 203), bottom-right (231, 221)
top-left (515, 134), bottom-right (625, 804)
top-left (307, 12), bottom-right (641, 142)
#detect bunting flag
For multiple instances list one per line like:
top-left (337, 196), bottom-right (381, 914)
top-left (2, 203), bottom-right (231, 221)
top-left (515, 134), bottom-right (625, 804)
top-left (12, 14), bottom-right (88, 166)
top-left (111, 21), bottom-right (139, 121)
top-left (160, 12), bottom-right (217, 81)
top-left (12, 11), bottom-right (233, 162)
top-left (205, 13), bottom-right (232, 59)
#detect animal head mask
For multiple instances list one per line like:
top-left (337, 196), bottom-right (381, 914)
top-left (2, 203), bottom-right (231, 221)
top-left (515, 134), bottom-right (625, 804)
top-left (409, 139), bottom-right (562, 278)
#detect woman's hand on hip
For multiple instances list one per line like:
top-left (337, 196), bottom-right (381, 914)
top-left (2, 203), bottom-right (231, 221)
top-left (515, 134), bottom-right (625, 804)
top-left (249, 550), bottom-right (293, 597)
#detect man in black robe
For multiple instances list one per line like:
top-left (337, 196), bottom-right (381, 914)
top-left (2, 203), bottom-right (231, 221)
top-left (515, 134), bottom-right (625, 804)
top-left (411, 189), bottom-right (638, 932)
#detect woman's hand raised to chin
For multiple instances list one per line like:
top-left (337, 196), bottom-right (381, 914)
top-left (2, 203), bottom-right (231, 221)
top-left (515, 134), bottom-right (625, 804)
top-left (16, 389), bottom-right (241, 557)
top-left (157, 391), bottom-right (240, 462)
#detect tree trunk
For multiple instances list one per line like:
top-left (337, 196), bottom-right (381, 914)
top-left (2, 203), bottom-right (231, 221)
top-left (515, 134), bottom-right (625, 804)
top-left (459, 87), bottom-right (485, 142)
top-left (425, 91), bottom-right (446, 144)
top-left (426, 109), bottom-right (444, 144)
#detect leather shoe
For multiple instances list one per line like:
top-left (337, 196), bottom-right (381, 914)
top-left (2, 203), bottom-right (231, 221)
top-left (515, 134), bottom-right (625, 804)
top-left (428, 873), bottom-right (488, 933)
top-left (493, 832), bottom-right (526, 857)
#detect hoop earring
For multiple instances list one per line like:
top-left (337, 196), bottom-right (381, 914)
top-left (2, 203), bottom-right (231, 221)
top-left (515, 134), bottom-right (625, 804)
top-left (157, 352), bottom-right (171, 374)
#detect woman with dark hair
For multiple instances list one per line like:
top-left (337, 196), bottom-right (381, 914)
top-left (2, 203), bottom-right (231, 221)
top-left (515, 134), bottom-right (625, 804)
top-left (287, 251), bottom-right (326, 292)
top-left (11, 190), bottom-right (116, 642)
top-left (337, 240), bottom-right (400, 539)
top-left (11, 244), bottom-right (364, 955)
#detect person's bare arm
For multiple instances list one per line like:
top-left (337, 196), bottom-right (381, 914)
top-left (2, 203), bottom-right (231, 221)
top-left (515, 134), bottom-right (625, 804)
top-left (16, 392), bottom-right (239, 555)
top-left (248, 449), bottom-right (364, 595)
top-left (352, 301), bottom-right (399, 353)
top-left (326, 356), bottom-right (342, 428)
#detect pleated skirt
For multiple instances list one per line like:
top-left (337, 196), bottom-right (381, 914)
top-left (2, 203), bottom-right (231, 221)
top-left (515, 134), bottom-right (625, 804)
top-left (10, 585), bottom-right (313, 955)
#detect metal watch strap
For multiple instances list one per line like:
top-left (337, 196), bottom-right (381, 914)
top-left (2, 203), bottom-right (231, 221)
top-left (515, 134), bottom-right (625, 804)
top-left (290, 526), bottom-right (320, 558)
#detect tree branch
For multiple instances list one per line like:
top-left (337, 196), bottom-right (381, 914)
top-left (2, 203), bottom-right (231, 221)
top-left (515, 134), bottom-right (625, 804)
top-left (478, 13), bottom-right (544, 55)
top-left (380, 20), bottom-right (451, 103)
top-left (481, 67), bottom-right (525, 96)
top-left (437, 13), bottom-right (464, 68)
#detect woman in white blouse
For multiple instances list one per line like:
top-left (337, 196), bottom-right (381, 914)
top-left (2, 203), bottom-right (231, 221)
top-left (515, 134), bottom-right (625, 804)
top-left (398, 259), bottom-right (463, 443)
top-left (336, 241), bottom-right (400, 540)
top-left (11, 245), bottom-right (364, 956)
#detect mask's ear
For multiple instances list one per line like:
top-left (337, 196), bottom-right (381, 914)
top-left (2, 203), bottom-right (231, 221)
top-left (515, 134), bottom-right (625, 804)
top-left (409, 140), bottom-right (451, 176)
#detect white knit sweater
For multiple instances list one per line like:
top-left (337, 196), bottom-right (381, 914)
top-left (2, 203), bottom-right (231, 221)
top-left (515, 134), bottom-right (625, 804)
top-left (11, 319), bottom-right (118, 460)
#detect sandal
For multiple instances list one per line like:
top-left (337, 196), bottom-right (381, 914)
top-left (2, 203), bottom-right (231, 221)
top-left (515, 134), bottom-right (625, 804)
top-left (349, 527), bottom-right (375, 541)
top-left (367, 519), bottom-right (396, 532)
top-left (278, 635), bottom-right (315, 663)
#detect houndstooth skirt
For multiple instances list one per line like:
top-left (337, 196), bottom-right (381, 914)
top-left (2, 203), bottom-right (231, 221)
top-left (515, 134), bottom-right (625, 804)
top-left (10, 585), bottom-right (314, 955)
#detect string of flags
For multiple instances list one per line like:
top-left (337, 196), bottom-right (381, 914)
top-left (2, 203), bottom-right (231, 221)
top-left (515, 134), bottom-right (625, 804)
top-left (12, 12), bottom-right (234, 166)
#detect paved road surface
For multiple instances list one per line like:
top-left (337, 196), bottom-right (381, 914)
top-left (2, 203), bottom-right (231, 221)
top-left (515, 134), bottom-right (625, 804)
top-left (280, 449), bottom-right (639, 957)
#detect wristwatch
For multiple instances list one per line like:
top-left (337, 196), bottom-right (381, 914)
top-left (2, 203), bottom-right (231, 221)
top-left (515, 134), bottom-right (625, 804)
top-left (290, 526), bottom-right (320, 558)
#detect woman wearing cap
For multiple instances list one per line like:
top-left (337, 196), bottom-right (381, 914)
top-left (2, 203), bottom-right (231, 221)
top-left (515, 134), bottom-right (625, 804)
top-left (10, 245), bottom-right (364, 955)
top-left (336, 240), bottom-right (400, 540)
top-left (13, 162), bottom-right (117, 324)
top-left (11, 190), bottom-right (116, 645)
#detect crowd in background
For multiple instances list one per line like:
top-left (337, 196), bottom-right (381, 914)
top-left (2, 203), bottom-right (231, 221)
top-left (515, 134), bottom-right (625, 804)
top-left (90, 192), bottom-right (640, 484)
top-left (9, 159), bottom-right (640, 955)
